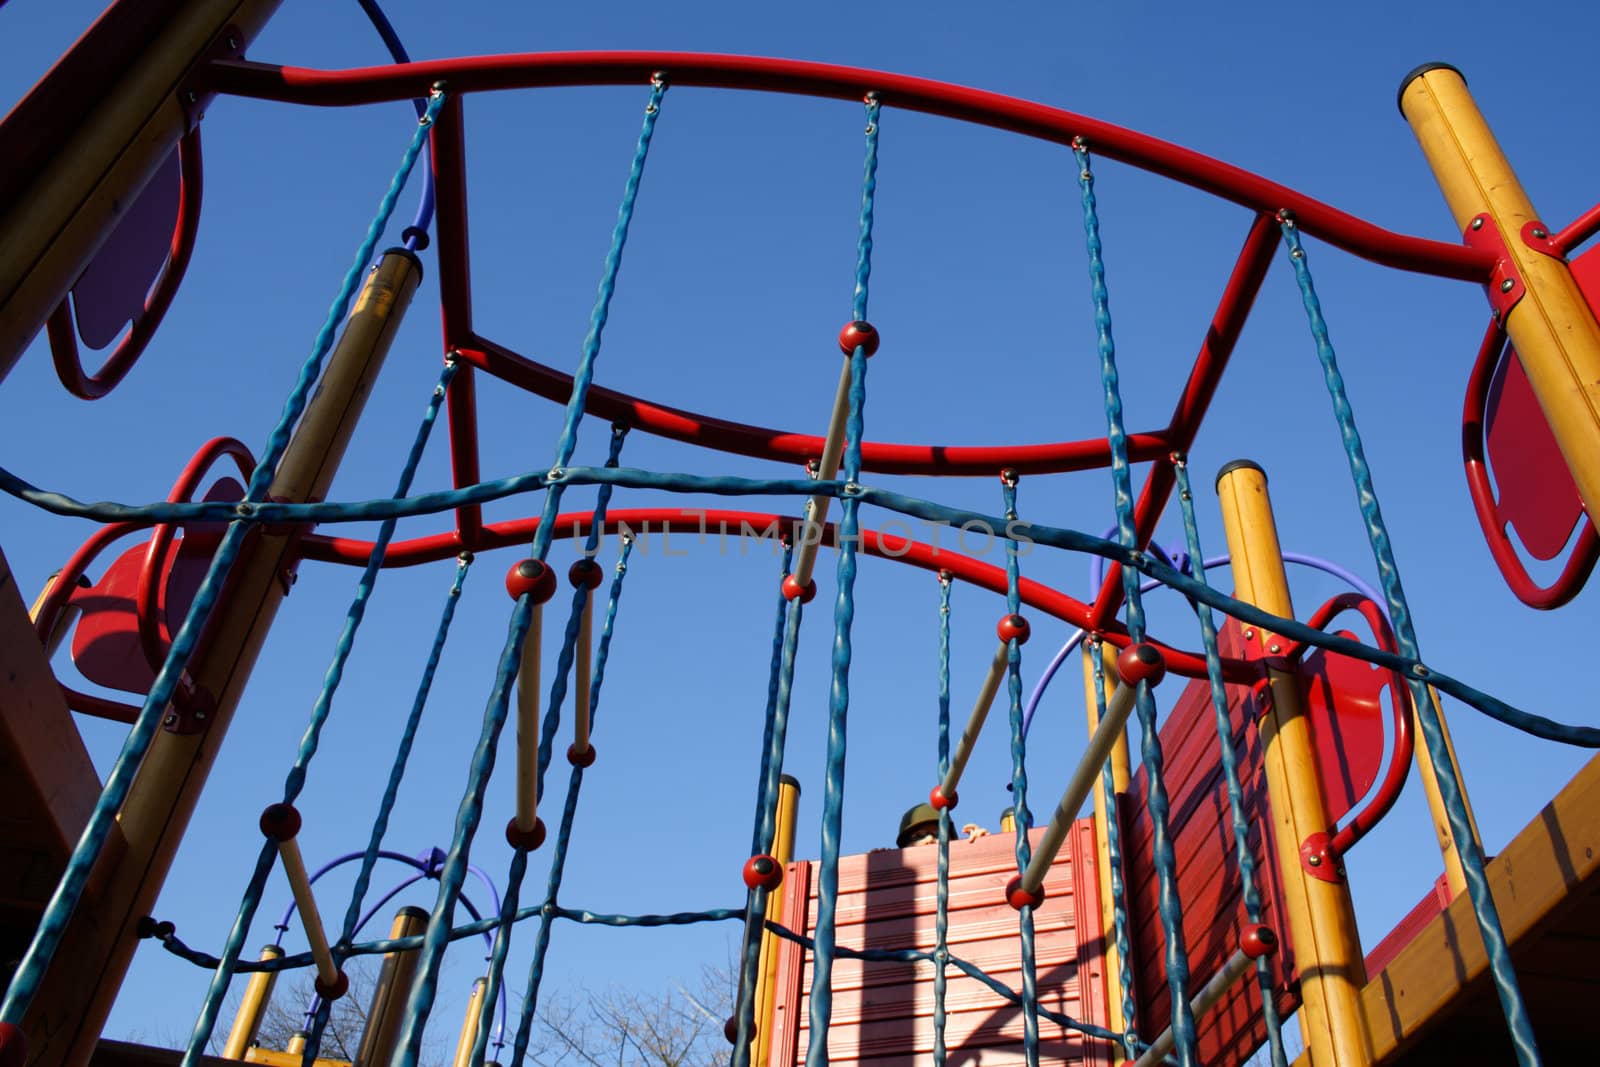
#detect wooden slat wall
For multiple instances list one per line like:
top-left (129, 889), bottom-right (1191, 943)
top-left (1123, 621), bottom-right (1298, 1066)
top-left (768, 821), bottom-right (1111, 1067)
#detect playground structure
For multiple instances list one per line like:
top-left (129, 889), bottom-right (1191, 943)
top-left (2, 4), bottom-right (1600, 1067)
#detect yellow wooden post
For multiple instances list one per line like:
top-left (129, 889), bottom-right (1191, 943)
top-left (1401, 64), bottom-right (1600, 526)
top-left (1081, 638), bottom-right (1132, 1037)
top-left (752, 775), bottom-right (801, 1067)
top-left (353, 907), bottom-right (429, 1067)
top-left (19, 249), bottom-right (423, 1067)
top-left (221, 945), bottom-right (284, 1059)
top-left (452, 978), bottom-right (489, 1067)
top-left (1410, 688), bottom-right (1482, 898)
top-left (1216, 461), bottom-right (1370, 1066)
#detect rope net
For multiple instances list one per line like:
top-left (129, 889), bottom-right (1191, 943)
top-left (3, 56), bottom-right (1589, 1067)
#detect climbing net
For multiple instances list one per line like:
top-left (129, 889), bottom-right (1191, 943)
top-left (5, 54), bottom-right (1599, 1067)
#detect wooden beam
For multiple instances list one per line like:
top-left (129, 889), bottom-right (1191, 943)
top-left (0, 543), bottom-right (120, 910)
top-left (1361, 751), bottom-right (1600, 1062)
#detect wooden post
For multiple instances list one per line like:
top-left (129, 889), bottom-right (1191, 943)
top-left (1401, 64), bottom-right (1600, 527)
top-left (221, 945), bottom-right (284, 1059)
top-left (17, 248), bottom-right (422, 1067)
top-left (353, 907), bottom-right (429, 1067)
top-left (752, 776), bottom-right (801, 1067)
top-left (1216, 460), bottom-right (1370, 1066)
top-left (1081, 639), bottom-right (1132, 1038)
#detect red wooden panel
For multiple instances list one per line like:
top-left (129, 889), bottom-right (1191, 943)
top-left (770, 822), bottom-right (1110, 1066)
top-left (1124, 621), bottom-right (1297, 1067)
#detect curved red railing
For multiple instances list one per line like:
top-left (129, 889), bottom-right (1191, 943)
top-left (1461, 320), bottom-right (1599, 609)
top-left (30, 520), bottom-right (147, 724)
top-left (31, 437), bottom-right (255, 723)
top-left (1298, 592), bottom-right (1415, 858)
top-left (301, 505), bottom-right (1271, 685)
top-left (200, 51), bottom-right (1492, 282)
top-left (47, 127), bottom-right (204, 400)
top-left (134, 436), bottom-right (255, 673)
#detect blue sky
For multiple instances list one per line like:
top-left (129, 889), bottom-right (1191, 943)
top-left (4, 0), bottom-right (1600, 1056)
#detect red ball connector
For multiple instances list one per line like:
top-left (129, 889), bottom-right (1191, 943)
top-left (505, 559), bottom-right (558, 603)
top-left (837, 320), bottom-right (880, 358)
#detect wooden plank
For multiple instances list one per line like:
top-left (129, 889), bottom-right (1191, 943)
top-left (1362, 750), bottom-right (1600, 1062)
top-left (0, 543), bottom-right (116, 910)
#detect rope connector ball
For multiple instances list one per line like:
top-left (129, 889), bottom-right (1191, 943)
top-left (781, 574), bottom-right (817, 603)
top-left (505, 559), bottom-right (558, 603)
top-left (997, 614), bottom-right (1031, 645)
top-left (838, 319), bottom-right (880, 358)
top-left (567, 742), bottom-right (598, 768)
top-left (505, 816), bottom-right (547, 852)
top-left (569, 558), bottom-right (604, 590)
top-left (259, 803), bottom-right (302, 842)
top-left (742, 854), bottom-right (784, 891)
top-left (1116, 643), bottom-right (1167, 688)
top-left (929, 785), bottom-right (957, 811)
top-left (1005, 875), bottom-right (1046, 912)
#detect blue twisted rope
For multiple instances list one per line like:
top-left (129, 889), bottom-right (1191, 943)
top-left (750, 543), bottom-right (799, 855)
top-left (934, 574), bottom-right (953, 1067)
top-left (477, 429), bottom-right (629, 1066)
top-left (1280, 218), bottom-right (1540, 1065)
top-left (10, 455), bottom-right (1590, 749)
top-left (805, 92), bottom-right (880, 1067)
top-left (390, 594), bottom-right (532, 1067)
top-left (1001, 477), bottom-right (1040, 1067)
top-left (528, 77), bottom-right (666, 565)
top-left (508, 534), bottom-right (636, 1067)
top-left (1171, 455), bottom-right (1287, 1067)
top-left (1089, 641), bottom-right (1139, 1057)
top-left (0, 88), bottom-right (446, 1029)
top-left (395, 79), bottom-right (668, 1067)
top-left (187, 360), bottom-right (462, 1067)
top-left (1074, 139), bottom-right (1198, 1065)
top-left (731, 544), bottom-right (800, 1067)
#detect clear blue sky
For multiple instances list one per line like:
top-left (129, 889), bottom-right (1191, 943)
top-left (3, 0), bottom-right (1599, 1055)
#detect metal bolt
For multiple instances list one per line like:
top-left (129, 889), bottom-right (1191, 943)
top-left (163, 714), bottom-right (178, 727)
top-left (1472, 217), bottom-right (1485, 230)
top-left (1243, 627), bottom-right (1255, 639)
top-left (1268, 642), bottom-right (1281, 654)
top-left (226, 35), bottom-right (239, 50)
top-left (1532, 227), bottom-right (1548, 239)
top-left (1307, 854), bottom-right (1322, 866)
top-left (1500, 278), bottom-right (1515, 293)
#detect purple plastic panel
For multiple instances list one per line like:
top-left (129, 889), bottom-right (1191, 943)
top-left (70, 144), bottom-right (181, 349)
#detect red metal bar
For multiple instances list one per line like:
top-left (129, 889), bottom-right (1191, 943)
top-left (1461, 320), bottom-right (1599, 608)
top-left (135, 437), bottom-right (255, 672)
top-left (1554, 202), bottom-right (1600, 255)
top-left (47, 127), bottom-right (205, 400)
top-left (1304, 593), bottom-right (1414, 858)
top-left (460, 336), bottom-right (1168, 476)
top-left (1087, 214), bottom-right (1280, 629)
top-left (432, 95), bottom-right (485, 548)
top-left (295, 507), bottom-right (1257, 683)
top-left (200, 52), bottom-right (1493, 282)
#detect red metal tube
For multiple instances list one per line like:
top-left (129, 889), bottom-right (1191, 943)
top-left (459, 337), bottom-right (1168, 476)
top-left (1303, 593), bottom-right (1414, 858)
top-left (199, 51), bottom-right (1492, 282)
top-left (296, 507), bottom-right (1257, 683)
top-left (432, 96), bottom-right (485, 548)
top-left (47, 127), bottom-right (205, 400)
top-left (135, 437), bottom-right (256, 673)
top-left (1554, 202), bottom-right (1600, 255)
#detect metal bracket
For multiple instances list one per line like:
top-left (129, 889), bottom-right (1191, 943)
top-left (178, 23), bottom-right (247, 130)
top-left (162, 681), bottom-right (216, 735)
top-left (1520, 219), bottom-right (1563, 258)
top-left (1463, 214), bottom-right (1525, 320)
top-left (1300, 831), bottom-right (1345, 883)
